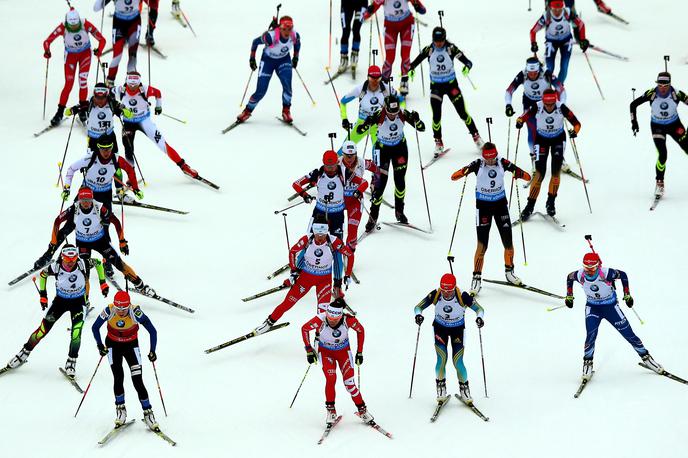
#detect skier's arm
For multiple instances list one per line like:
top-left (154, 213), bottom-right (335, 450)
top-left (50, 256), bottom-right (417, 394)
top-left (146, 85), bottom-right (162, 111)
top-left (250, 31), bottom-right (272, 58)
top-left (334, 239), bottom-right (354, 276)
top-left (678, 90), bottom-right (688, 105)
top-left (364, 158), bottom-right (381, 175)
top-left (505, 72), bottom-right (525, 105)
top-left (38, 264), bottom-right (56, 293)
top-left (106, 210), bottom-right (125, 241)
top-left (529, 15), bottom-right (546, 43)
top-left (116, 157), bottom-right (140, 192)
top-left (572, 14), bottom-right (586, 41)
top-left (293, 32), bottom-right (301, 59)
top-left (465, 292), bottom-right (484, 319)
top-left (50, 208), bottom-right (74, 246)
top-left (413, 290), bottom-right (437, 315)
top-left (84, 20), bottom-right (106, 55)
top-left (411, 0), bottom-right (426, 14)
top-left (629, 89), bottom-right (652, 120)
top-left (135, 307), bottom-right (158, 352)
top-left (301, 316), bottom-right (321, 348)
top-left (288, 236), bottom-right (308, 270)
top-left (91, 307), bottom-right (111, 347)
top-left (500, 158), bottom-right (530, 180)
top-left (292, 170), bottom-right (317, 195)
top-left (339, 84), bottom-right (363, 120)
top-left (561, 104), bottom-right (581, 134)
top-left (348, 316), bottom-right (365, 353)
top-left (408, 45), bottom-right (431, 72)
top-left (450, 159), bottom-right (481, 181)
top-left (64, 157), bottom-right (92, 188)
top-left (449, 44), bottom-right (472, 69)
top-left (566, 271), bottom-right (578, 296)
top-left (551, 75), bottom-right (567, 104)
top-left (607, 268), bottom-right (630, 295)
top-left (351, 175), bottom-right (369, 194)
top-left (43, 23), bottom-right (64, 53)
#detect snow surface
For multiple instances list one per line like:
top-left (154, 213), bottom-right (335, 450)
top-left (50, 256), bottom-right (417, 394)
top-left (1, 1), bottom-right (687, 457)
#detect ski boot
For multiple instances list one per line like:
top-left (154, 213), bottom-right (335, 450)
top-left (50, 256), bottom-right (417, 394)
top-left (177, 159), bottom-right (198, 178)
top-left (433, 138), bottom-right (444, 157)
top-left (103, 259), bottom-right (114, 278)
top-left (236, 107), bottom-right (252, 123)
top-left (560, 160), bottom-right (571, 174)
top-left (105, 78), bottom-right (115, 89)
top-left (50, 105), bottom-right (66, 127)
top-left (8, 347), bottom-right (31, 369)
top-left (364, 205), bottom-right (380, 233)
top-left (325, 402), bottom-right (337, 425)
top-left (350, 50), bottom-right (359, 73)
top-left (505, 266), bottom-right (522, 286)
top-left (436, 378), bottom-right (449, 402)
top-left (470, 272), bottom-right (482, 296)
top-left (399, 75), bottom-right (409, 96)
top-left (356, 403), bottom-right (374, 423)
top-left (143, 408), bottom-right (159, 431)
top-left (654, 180), bottom-right (664, 198)
top-left (254, 317), bottom-right (275, 336)
top-left (115, 404), bottom-right (127, 426)
top-left (472, 132), bottom-right (485, 151)
top-left (132, 277), bottom-right (155, 296)
top-left (458, 381), bottom-right (472, 403)
top-left (582, 359), bottom-right (593, 381)
top-left (282, 106), bottom-right (293, 124)
top-left (641, 353), bottom-right (664, 374)
top-left (520, 198), bottom-right (536, 221)
top-left (145, 27), bottom-right (155, 46)
top-left (395, 209), bottom-right (408, 225)
top-left (545, 193), bottom-right (557, 217)
top-left (64, 357), bottom-right (77, 378)
top-left (337, 53), bottom-right (349, 73)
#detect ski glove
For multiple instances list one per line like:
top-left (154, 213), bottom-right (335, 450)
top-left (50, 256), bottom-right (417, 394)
top-left (134, 189), bottom-right (144, 200)
top-left (568, 129), bottom-right (578, 139)
top-left (292, 56), bottom-right (299, 69)
top-left (93, 47), bottom-right (102, 57)
top-left (61, 185), bottom-right (71, 202)
top-left (122, 108), bottom-right (134, 119)
top-left (301, 193), bottom-right (313, 204)
top-left (39, 291), bottom-right (48, 310)
top-left (249, 57), bottom-right (257, 71)
top-left (631, 118), bottom-right (639, 134)
top-left (531, 42), bottom-right (539, 53)
top-left (100, 280), bottom-right (109, 297)
top-left (623, 294), bottom-right (634, 307)
top-left (44, 50), bottom-right (51, 59)
top-left (415, 314), bottom-right (424, 325)
top-left (98, 345), bottom-right (109, 356)
top-left (414, 119), bottom-right (426, 132)
top-left (306, 347), bottom-right (317, 364)
top-left (356, 123), bottom-right (368, 134)
top-left (505, 104), bottom-right (515, 117)
top-left (289, 270), bottom-right (300, 285)
top-left (344, 275), bottom-right (352, 288)
top-left (565, 295), bottom-right (574, 308)
top-left (119, 239), bottom-right (129, 255)
top-left (148, 351), bottom-right (157, 362)
top-left (342, 118), bottom-right (351, 130)
top-left (154, 106), bottom-right (162, 115)
top-left (521, 171), bottom-right (532, 182)
top-left (476, 317), bottom-right (484, 328)
top-left (408, 69), bottom-right (415, 81)
top-left (579, 39), bottom-right (590, 52)
top-left (515, 118), bottom-right (524, 129)
top-left (353, 190), bottom-right (363, 200)
top-left (462, 65), bottom-right (471, 77)
top-left (355, 352), bottom-right (363, 366)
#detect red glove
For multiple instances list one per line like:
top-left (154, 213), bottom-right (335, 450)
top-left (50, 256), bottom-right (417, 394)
top-left (44, 49), bottom-right (51, 59)
top-left (100, 281), bottom-right (110, 297)
top-left (40, 295), bottom-right (48, 310)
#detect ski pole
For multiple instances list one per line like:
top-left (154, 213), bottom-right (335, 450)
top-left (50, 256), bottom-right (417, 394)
top-left (282, 213), bottom-right (291, 252)
top-left (569, 135), bottom-right (592, 214)
top-left (74, 355), bottom-right (104, 417)
top-left (408, 324), bottom-right (421, 398)
top-left (513, 162), bottom-right (528, 266)
top-left (57, 162), bottom-right (64, 188)
top-left (367, 16), bottom-right (373, 67)
top-left (506, 118), bottom-right (512, 160)
top-left (374, 11), bottom-right (384, 60)
top-left (31, 276), bottom-right (42, 295)
top-left (664, 55), bottom-right (670, 72)
top-left (508, 128), bottom-right (522, 209)
top-left (328, 0), bottom-right (333, 69)
top-left (274, 200), bottom-right (306, 214)
top-left (583, 51), bottom-right (605, 100)
top-left (325, 67), bottom-right (341, 107)
top-left (118, 117), bottom-right (148, 187)
top-left (152, 361), bottom-right (168, 417)
top-left (546, 305), bottom-right (566, 312)
top-left (294, 68), bottom-right (316, 106)
top-left (180, 8), bottom-right (197, 37)
top-left (415, 17), bottom-right (426, 97)
top-left (447, 176), bottom-right (468, 270)
top-left (289, 364), bottom-right (312, 408)
top-left (477, 324), bottom-right (488, 398)
top-left (465, 73), bottom-right (477, 91)
top-left (161, 113), bottom-right (187, 124)
top-left (631, 307), bottom-right (645, 325)
top-left (415, 129), bottom-right (432, 232)
top-left (239, 70), bottom-right (254, 108)
top-left (55, 114), bottom-right (77, 188)
top-left (528, 0), bottom-right (532, 11)
top-left (100, 62), bottom-right (108, 83)
top-left (631, 88), bottom-right (637, 137)
top-left (42, 59), bottom-right (50, 120)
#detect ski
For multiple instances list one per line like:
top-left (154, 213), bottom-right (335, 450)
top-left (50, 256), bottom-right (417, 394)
top-left (204, 322), bottom-right (290, 354)
top-left (0, 366), bottom-right (13, 376)
top-left (574, 373), bottom-right (594, 398)
top-left (267, 263), bottom-right (290, 280)
top-left (430, 397), bottom-right (450, 422)
top-left (603, 11), bottom-right (629, 25)
top-left (563, 168), bottom-right (589, 183)
top-left (350, 271), bottom-right (360, 285)
top-left (192, 175), bottom-right (221, 190)
top-left (8, 259), bottom-right (52, 286)
top-left (482, 278), bottom-right (565, 299)
top-left (114, 199), bottom-right (189, 215)
top-left (104, 272), bottom-right (124, 291)
top-left (59, 367), bottom-right (84, 393)
top-left (650, 195), bottom-right (661, 211)
top-left (33, 125), bottom-right (56, 138)
top-left (364, 190), bottom-right (393, 208)
top-left (221, 120), bottom-right (243, 134)
top-left (381, 221), bottom-right (432, 234)
top-left (536, 211), bottom-right (566, 230)
top-left (97, 420), bottom-right (135, 446)
top-left (131, 288), bottom-right (195, 313)
top-left (317, 415), bottom-right (343, 444)
top-left (140, 43), bottom-right (168, 59)
top-left (422, 148), bottom-right (452, 170)
top-left (276, 117), bottom-right (307, 136)
top-left (638, 362), bottom-right (688, 385)
top-left (589, 44), bottom-right (629, 62)
top-left (241, 283), bottom-right (289, 302)
top-left (288, 184), bottom-right (314, 201)
top-left (141, 419), bottom-right (177, 446)
top-left (454, 394), bottom-right (490, 422)
top-left (355, 412), bottom-right (393, 439)
top-left (323, 69), bottom-right (346, 85)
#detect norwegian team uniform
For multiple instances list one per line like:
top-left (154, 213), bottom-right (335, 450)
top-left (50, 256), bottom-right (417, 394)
top-left (94, 0), bottom-right (142, 85)
top-left (340, 155), bottom-right (380, 249)
top-left (363, 0), bottom-right (426, 90)
top-left (43, 9), bottom-right (106, 126)
top-left (530, 5), bottom-right (586, 84)
top-left (409, 36), bottom-right (482, 149)
top-left (339, 78), bottom-right (399, 148)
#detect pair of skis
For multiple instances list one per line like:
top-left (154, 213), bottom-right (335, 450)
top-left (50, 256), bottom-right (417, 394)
top-left (204, 322), bottom-right (290, 354)
top-left (431, 395), bottom-right (490, 422)
top-left (104, 273), bottom-right (195, 314)
top-left (222, 117), bottom-right (307, 136)
top-left (574, 363), bottom-right (688, 398)
top-left (114, 198), bottom-right (189, 215)
top-left (318, 414), bottom-right (393, 444)
top-left (98, 419), bottom-right (176, 446)
top-left (513, 211), bottom-right (565, 230)
top-left (482, 278), bottom-right (565, 300)
top-left (422, 148), bottom-right (452, 170)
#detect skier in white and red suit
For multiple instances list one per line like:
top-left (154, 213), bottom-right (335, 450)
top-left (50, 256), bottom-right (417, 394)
top-left (301, 298), bottom-right (374, 424)
top-left (94, 0), bottom-right (142, 86)
top-left (363, 0), bottom-right (427, 95)
top-left (43, 8), bottom-right (106, 127)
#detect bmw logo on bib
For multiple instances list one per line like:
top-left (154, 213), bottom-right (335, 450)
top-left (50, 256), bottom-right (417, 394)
top-left (99, 167), bottom-right (108, 176)
top-left (437, 54), bottom-right (445, 63)
top-left (125, 0), bottom-right (133, 5)
top-left (546, 116), bottom-right (554, 124)
top-left (314, 248), bottom-right (324, 257)
top-left (660, 102), bottom-right (669, 110)
top-left (394, 0), bottom-right (401, 7)
top-left (83, 218), bottom-right (92, 227)
top-left (443, 305), bottom-right (453, 313)
top-left (74, 34), bottom-right (82, 41)
top-left (98, 112), bottom-right (106, 120)
top-left (332, 329), bottom-right (342, 338)
top-left (69, 274), bottom-right (78, 282)
top-left (327, 181), bottom-right (336, 190)
top-left (590, 285), bottom-right (599, 292)
top-left (488, 170), bottom-right (497, 178)
top-left (532, 82), bottom-right (540, 90)
top-left (117, 320), bottom-right (125, 328)
top-left (390, 124), bottom-right (398, 132)
top-left (281, 46), bottom-right (289, 53)
top-left (128, 99), bottom-right (137, 106)
top-left (370, 97), bottom-right (379, 105)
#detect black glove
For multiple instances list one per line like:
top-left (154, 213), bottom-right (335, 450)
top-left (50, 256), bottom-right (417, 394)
top-left (476, 317), bottom-right (484, 328)
top-left (306, 347), bottom-right (317, 364)
top-left (249, 57), bottom-right (257, 71)
top-left (342, 118), bottom-right (351, 130)
top-left (568, 129), bottom-right (578, 139)
top-left (631, 118), bottom-right (639, 134)
top-left (515, 118), bottom-right (524, 129)
top-left (44, 50), bottom-right (52, 59)
top-left (148, 351), bottom-right (157, 362)
top-left (579, 39), bottom-right (590, 52)
top-left (34, 243), bottom-right (56, 269)
top-left (292, 56), bottom-right (299, 69)
top-left (119, 239), bottom-right (129, 255)
top-left (355, 352), bottom-right (363, 366)
top-left (98, 344), bottom-right (109, 356)
top-left (414, 120), bottom-right (426, 132)
top-left (505, 104), bottom-right (515, 117)
top-left (93, 47), bottom-right (102, 57)
top-left (356, 123), bottom-right (368, 134)
top-left (408, 110), bottom-right (420, 123)
top-left (39, 291), bottom-right (48, 311)
top-left (301, 193), bottom-right (313, 204)
top-left (353, 190), bottom-right (362, 200)
top-left (565, 295), bottom-right (574, 308)
top-left (415, 314), bottom-right (424, 325)
top-left (154, 106), bottom-right (162, 115)
top-left (623, 294), bottom-right (634, 308)
top-left (531, 42), bottom-right (539, 53)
